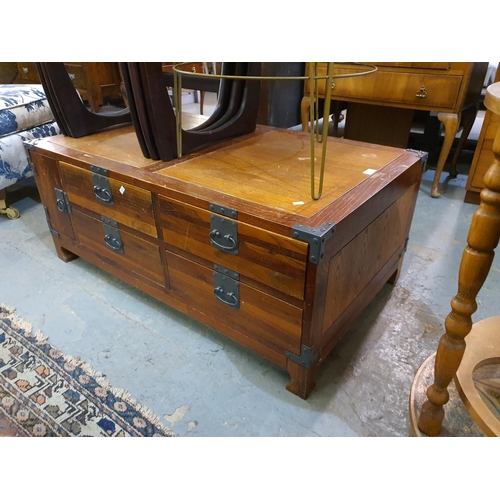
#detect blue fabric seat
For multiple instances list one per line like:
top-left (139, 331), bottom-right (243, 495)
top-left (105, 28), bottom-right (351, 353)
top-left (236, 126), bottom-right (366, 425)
top-left (0, 84), bottom-right (60, 217)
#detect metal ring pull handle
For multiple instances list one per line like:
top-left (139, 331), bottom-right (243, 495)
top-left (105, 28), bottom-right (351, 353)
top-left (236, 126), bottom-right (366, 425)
top-left (56, 199), bottom-right (66, 212)
top-left (210, 230), bottom-right (238, 252)
top-left (214, 287), bottom-right (239, 308)
top-left (104, 234), bottom-right (123, 252)
top-left (94, 185), bottom-right (112, 203)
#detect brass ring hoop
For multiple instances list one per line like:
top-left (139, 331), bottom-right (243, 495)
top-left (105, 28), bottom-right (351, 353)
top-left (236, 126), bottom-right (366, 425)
top-left (171, 62), bottom-right (378, 81)
top-left (171, 62), bottom-right (378, 200)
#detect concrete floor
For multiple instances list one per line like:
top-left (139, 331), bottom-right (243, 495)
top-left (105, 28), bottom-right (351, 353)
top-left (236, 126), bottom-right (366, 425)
top-left (1, 124), bottom-right (498, 437)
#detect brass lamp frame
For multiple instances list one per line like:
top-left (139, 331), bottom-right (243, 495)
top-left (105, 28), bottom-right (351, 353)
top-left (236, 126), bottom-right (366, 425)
top-left (173, 62), bottom-right (377, 200)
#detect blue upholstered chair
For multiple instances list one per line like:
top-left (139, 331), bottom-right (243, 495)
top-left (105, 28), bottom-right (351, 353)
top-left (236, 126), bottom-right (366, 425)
top-left (0, 84), bottom-right (60, 218)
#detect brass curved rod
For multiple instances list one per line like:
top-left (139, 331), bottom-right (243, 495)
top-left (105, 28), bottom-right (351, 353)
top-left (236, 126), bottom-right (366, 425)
top-left (172, 62), bottom-right (377, 81)
top-left (310, 62), bottom-right (334, 200)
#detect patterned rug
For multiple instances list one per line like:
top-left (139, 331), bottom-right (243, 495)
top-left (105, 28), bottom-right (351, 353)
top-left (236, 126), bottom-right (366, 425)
top-left (0, 304), bottom-right (174, 437)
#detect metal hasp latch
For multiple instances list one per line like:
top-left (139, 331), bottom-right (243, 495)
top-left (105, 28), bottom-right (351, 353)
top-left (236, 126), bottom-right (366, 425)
top-left (210, 215), bottom-right (239, 255)
top-left (286, 345), bottom-right (320, 369)
top-left (407, 149), bottom-right (429, 171)
top-left (54, 188), bottom-right (72, 214)
top-left (209, 203), bottom-right (238, 220)
top-left (91, 165), bottom-right (113, 206)
top-left (213, 267), bottom-right (240, 309)
top-left (102, 216), bottom-right (123, 254)
top-left (292, 222), bottom-right (336, 264)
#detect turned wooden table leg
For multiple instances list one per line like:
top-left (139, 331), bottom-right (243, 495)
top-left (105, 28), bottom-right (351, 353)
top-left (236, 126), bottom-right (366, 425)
top-left (431, 112), bottom-right (461, 198)
top-left (418, 87), bottom-right (500, 435)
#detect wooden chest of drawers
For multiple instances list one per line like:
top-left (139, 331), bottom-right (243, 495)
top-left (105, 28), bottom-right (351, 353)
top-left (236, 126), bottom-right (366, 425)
top-left (16, 62), bottom-right (122, 112)
top-left (28, 125), bottom-right (424, 399)
top-left (301, 62), bottom-right (488, 198)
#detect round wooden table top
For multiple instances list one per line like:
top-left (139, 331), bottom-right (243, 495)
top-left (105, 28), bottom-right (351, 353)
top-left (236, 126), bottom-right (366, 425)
top-left (455, 315), bottom-right (500, 437)
top-left (485, 81), bottom-right (500, 115)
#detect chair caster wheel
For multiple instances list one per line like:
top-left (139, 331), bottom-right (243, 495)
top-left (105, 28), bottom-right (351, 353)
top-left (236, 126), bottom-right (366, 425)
top-left (4, 207), bottom-right (20, 219)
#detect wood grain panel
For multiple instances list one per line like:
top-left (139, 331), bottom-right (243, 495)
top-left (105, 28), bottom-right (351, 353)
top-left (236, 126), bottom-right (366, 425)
top-left (30, 152), bottom-right (75, 240)
top-left (158, 196), bottom-right (308, 299)
top-left (71, 209), bottom-right (164, 285)
top-left (154, 128), bottom-right (401, 217)
top-left (319, 68), bottom-right (462, 110)
top-left (59, 161), bottom-right (157, 237)
top-left (322, 186), bottom-right (416, 333)
top-left (166, 251), bottom-right (303, 355)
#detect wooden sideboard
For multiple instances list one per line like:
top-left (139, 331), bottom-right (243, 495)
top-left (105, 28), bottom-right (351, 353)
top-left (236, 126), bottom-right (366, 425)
top-left (15, 62), bottom-right (123, 113)
top-left (301, 62), bottom-right (488, 198)
top-left (464, 65), bottom-right (500, 204)
top-left (27, 125), bottom-right (423, 399)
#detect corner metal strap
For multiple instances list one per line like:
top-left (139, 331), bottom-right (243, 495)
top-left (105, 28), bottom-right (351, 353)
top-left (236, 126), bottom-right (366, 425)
top-left (406, 149), bottom-right (429, 171)
top-left (43, 208), bottom-right (59, 237)
top-left (292, 221), bottom-right (336, 264)
top-left (285, 345), bottom-right (320, 369)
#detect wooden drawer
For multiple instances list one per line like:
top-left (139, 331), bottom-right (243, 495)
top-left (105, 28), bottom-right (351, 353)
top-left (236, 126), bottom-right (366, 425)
top-left (166, 251), bottom-right (303, 356)
top-left (370, 62), bottom-right (451, 71)
top-left (59, 161), bottom-right (157, 237)
top-left (158, 196), bottom-right (308, 300)
top-left (63, 63), bottom-right (86, 90)
top-left (306, 64), bottom-right (462, 110)
top-left (71, 209), bottom-right (164, 285)
top-left (16, 62), bottom-right (40, 83)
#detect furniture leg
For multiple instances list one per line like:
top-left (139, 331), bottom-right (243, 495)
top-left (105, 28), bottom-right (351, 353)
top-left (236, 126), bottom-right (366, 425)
top-left (418, 111), bottom-right (500, 435)
top-left (286, 357), bottom-right (318, 399)
top-left (449, 103), bottom-right (478, 177)
top-left (53, 238), bottom-right (78, 263)
top-left (431, 112), bottom-right (461, 198)
top-left (386, 256), bottom-right (404, 285)
top-left (200, 90), bottom-right (205, 115)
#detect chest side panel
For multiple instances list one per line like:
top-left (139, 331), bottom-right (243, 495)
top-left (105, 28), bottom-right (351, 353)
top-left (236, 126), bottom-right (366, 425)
top-left (322, 184), bottom-right (417, 334)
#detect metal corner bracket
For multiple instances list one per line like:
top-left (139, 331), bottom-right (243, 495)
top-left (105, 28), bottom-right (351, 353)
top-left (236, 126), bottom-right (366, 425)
top-left (406, 149), bottom-right (429, 171)
top-left (43, 208), bottom-right (59, 237)
top-left (286, 345), bottom-right (321, 369)
top-left (292, 221), bottom-right (336, 264)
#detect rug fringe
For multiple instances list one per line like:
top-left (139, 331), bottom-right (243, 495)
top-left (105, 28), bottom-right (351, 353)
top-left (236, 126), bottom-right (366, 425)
top-left (60, 352), bottom-right (174, 435)
top-left (1, 304), bottom-right (175, 436)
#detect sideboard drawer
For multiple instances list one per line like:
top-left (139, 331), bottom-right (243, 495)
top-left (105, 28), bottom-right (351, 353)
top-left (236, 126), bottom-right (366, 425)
top-left (306, 64), bottom-right (462, 110)
top-left (166, 251), bottom-right (303, 356)
top-left (59, 161), bottom-right (157, 237)
top-left (62, 63), bottom-right (86, 90)
top-left (71, 209), bottom-right (164, 285)
top-left (158, 196), bottom-right (308, 300)
top-left (16, 62), bottom-right (40, 83)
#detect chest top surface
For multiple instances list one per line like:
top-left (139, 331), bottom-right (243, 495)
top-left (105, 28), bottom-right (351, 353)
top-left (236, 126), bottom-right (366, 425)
top-left (154, 127), bottom-right (403, 217)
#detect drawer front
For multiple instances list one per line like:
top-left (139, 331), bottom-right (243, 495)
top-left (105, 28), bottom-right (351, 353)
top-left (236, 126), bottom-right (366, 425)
top-left (63, 63), bottom-right (86, 90)
top-left (166, 251), bottom-right (303, 355)
top-left (306, 65), bottom-right (462, 110)
top-left (71, 209), bottom-right (164, 285)
top-left (17, 62), bottom-right (40, 83)
top-left (370, 62), bottom-right (451, 71)
top-left (59, 161), bottom-right (157, 237)
top-left (158, 196), bottom-right (308, 300)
